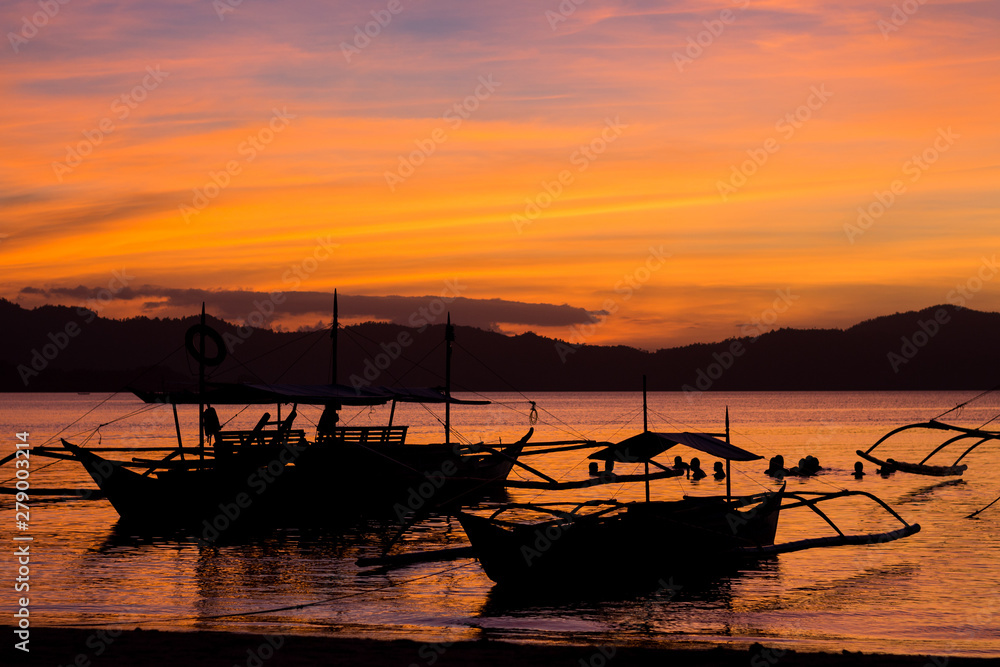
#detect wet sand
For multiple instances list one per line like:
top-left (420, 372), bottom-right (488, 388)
top-left (5, 627), bottom-right (1000, 666)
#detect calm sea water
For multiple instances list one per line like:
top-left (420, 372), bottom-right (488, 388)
top-left (2, 391), bottom-right (999, 657)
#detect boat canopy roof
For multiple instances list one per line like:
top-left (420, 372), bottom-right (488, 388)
top-left (589, 431), bottom-right (763, 463)
top-left (132, 382), bottom-right (490, 406)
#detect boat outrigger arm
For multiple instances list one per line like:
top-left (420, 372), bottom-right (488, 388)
top-left (738, 489), bottom-right (920, 556)
top-left (857, 420), bottom-right (1000, 476)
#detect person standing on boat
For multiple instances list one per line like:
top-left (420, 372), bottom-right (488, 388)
top-left (318, 403), bottom-right (340, 435)
top-left (203, 405), bottom-right (228, 458)
top-left (203, 405), bottom-right (221, 443)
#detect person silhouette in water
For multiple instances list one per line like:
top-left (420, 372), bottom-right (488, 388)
top-left (766, 455), bottom-right (787, 479)
top-left (713, 461), bottom-right (726, 480)
top-left (672, 455), bottom-right (690, 478)
top-left (853, 461), bottom-right (866, 479)
top-left (689, 457), bottom-right (707, 481)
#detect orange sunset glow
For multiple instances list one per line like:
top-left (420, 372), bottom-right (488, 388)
top-left (2, 0), bottom-right (998, 349)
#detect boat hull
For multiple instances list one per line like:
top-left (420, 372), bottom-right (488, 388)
top-left (458, 492), bottom-right (783, 587)
top-left (63, 435), bottom-right (528, 529)
top-left (291, 436), bottom-right (528, 504)
top-left (64, 442), bottom-right (299, 528)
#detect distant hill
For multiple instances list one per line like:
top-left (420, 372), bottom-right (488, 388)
top-left (0, 299), bottom-right (997, 392)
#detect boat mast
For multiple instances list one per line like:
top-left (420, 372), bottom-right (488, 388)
top-left (331, 290), bottom-right (338, 384)
top-left (198, 302), bottom-right (206, 462)
top-left (328, 290), bottom-right (342, 427)
top-left (725, 406), bottom-right (732, 502)
top-left (445, 313), bottom-right (453, 446)
top-left (643, 374), bottom-right (650, 502)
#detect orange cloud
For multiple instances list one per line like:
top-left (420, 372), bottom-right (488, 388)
top-left (2, 0), bottom-right (998, 348)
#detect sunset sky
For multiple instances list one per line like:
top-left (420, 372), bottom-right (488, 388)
top-left (2, 0), bottom-right (998, 349)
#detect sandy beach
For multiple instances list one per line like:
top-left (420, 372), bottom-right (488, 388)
top-left (6, 627), bottom-right (1000, 667)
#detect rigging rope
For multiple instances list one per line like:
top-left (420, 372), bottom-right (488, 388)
top-left (343, 326), bottom-right (446, 387)
top-left (36, 342), bottom-right (185, 448)
top-left (453, 341), bottom-right (586, 439)
top-left (521, 406), bottom-right (646, 505)
top-left (967, 490), bottom-right (1000, 519)
top-left (933, 384), bottom-right (1000, 421)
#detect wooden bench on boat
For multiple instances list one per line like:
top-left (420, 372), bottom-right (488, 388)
top-left (216, 428), bottom-right (307, 448)
top-left (315, 426), bottom-right (408, 446)
top-left (210, 425), bottom-right (307, 461)
top-left (129, 428), bottom-right (308, 470)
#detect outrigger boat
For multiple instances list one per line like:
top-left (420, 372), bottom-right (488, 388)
top-left (55, 382), bottom-right (530, 526)
top-left (360, 381), bottom-right (921, 587)
top-left (856, 389), bottom-right (1000, 477)
top-left (10, 298), bottom-right (534, 528)
top-left (371, 382), bottom-right (922, 588)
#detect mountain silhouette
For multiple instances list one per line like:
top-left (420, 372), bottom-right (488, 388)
top-left (0, 299), bottom-right (996, 392)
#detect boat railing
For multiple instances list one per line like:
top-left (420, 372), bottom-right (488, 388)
top-left (481, 499), bottom-right (626, 524)
top-left (315, 426), bottom-right (408, 446)
top-left (215, 428), bottom-right (306, 449)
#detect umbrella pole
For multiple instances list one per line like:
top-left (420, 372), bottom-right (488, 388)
top-left (725, 406), bottom-right (732, 502)
top-left (643, 375), bottom-right (649, 502)
top-left (642, 375), bottom-right (648, 431)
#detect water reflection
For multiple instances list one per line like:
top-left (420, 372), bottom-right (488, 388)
top-left (896, 478), bottom-right (966, 504)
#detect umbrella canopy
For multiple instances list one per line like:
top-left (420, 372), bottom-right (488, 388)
top-left (589, 431), bottom-right (762, 463)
